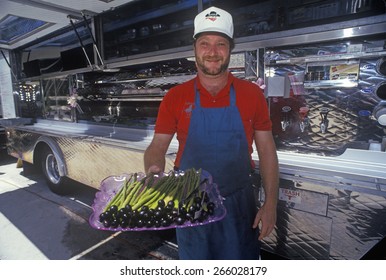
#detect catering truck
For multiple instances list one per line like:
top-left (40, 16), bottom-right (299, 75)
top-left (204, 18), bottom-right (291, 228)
top-left (0, 0), bottom-right (385, 259)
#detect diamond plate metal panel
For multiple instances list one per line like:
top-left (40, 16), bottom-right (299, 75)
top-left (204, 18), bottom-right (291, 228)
top-left (259, 177), bottom-right (386, 260)
top-left (262, 208), bottom-right (332, 260)
top-left (266, 39), bottom-right (386, 156)
top-left (56, 137), bottom-right (148, 188)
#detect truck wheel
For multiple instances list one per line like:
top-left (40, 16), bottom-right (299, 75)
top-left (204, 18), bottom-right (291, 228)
top-left (41, 147), bottom-right (68, 195)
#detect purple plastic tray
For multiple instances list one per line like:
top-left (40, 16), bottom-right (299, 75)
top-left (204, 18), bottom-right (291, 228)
top-left (89, 170), bottom-right (226, 231)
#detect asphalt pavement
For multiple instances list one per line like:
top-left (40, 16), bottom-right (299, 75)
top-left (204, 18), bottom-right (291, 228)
top-left (0, 149), bottom-right (178, 260)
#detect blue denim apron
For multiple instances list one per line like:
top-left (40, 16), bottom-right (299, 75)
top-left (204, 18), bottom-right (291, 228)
top-left (176, 83), bottom-right (260, 260)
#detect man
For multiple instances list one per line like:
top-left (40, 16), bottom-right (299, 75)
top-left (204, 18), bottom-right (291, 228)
top-left (144, 6), bottom-right (279, 260)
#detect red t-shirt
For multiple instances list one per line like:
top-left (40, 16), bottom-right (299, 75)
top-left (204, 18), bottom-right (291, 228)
top-left (155, 72), bottom-right (272, 168)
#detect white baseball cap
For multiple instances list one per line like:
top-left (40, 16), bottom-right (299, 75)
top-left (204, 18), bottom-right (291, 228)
top-left (193, 6), bottom-right (234, 39)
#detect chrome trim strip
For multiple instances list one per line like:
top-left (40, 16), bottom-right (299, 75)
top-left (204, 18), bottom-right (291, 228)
top-left (235, 15), bottom-right (386, 50)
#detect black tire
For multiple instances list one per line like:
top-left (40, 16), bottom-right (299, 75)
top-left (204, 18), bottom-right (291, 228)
top-left (41, 146), bottom-right (68, 195)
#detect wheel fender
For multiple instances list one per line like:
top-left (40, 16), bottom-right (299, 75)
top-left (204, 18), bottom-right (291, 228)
top-left (34, 136), bottom-right (67, 177)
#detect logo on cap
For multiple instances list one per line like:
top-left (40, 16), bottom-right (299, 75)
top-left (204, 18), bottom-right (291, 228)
top-left (193, 6), bottom-right (234, 39)
top-left (205, 11), bottom-right (220, 22)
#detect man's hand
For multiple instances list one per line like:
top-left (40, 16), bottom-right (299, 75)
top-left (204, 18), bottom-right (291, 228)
top-left (144, 133), bottom-right (174, 174)
top-left (147, 164), bottom-right (162, 175)
top-left (252, 203), bottom-right (277, 241)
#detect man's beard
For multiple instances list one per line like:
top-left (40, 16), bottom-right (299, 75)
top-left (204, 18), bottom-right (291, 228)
top-left (196, 55), bottom-right (230, 76)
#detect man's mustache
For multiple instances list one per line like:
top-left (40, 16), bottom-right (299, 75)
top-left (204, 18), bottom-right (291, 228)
top-left (203, 56), bottom-right (222, 62)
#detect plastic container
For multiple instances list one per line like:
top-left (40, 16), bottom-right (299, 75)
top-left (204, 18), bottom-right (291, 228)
top-left (89, 170), bottom-right (227, 231)
top-left (288, 72), bottom-right (306, 95)
top-left (376, 57), bottom-right (386, 76)
top-left (375, 81), bottom-right (386, 101)
top-left (373, 101), bottom-right (386, 126)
